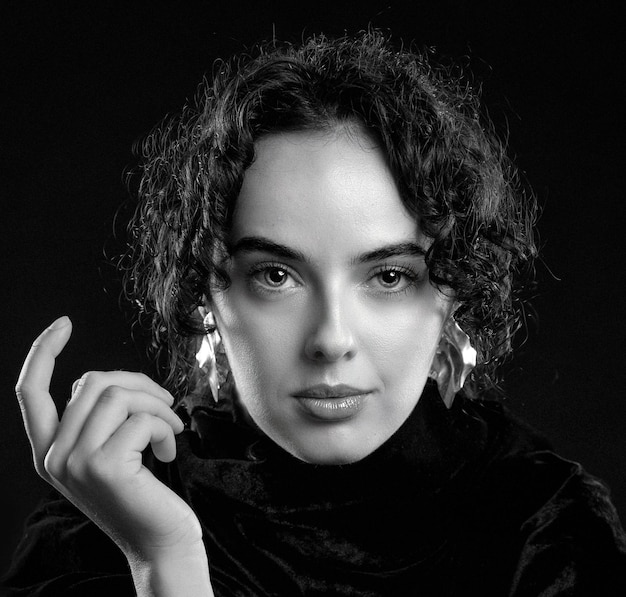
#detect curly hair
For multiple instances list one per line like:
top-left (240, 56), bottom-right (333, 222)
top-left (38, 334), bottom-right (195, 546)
top-left (123, 30), bottom-right (537, 399)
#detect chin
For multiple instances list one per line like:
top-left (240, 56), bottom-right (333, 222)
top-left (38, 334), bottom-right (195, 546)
top-left (295, 448), bottom-right (368, 466)
top-left (284, 431), bottom-right (380, 466)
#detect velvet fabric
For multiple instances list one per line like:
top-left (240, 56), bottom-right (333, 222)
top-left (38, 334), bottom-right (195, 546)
top-left (4, 383), bottom-right (626, 595)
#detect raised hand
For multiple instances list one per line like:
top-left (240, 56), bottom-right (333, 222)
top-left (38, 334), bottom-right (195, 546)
top-left (15, 316), bottom-right (213, 596)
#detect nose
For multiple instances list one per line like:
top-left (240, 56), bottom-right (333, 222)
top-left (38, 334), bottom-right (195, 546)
top-left (304, 292), bottom-right (357, 363)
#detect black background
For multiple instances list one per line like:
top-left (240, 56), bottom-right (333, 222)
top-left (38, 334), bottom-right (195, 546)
top-left (2, 0), bottom-right (625, 575)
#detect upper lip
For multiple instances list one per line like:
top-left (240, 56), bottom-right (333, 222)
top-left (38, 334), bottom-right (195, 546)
top-left (291, 384), bottom-right (372, 399)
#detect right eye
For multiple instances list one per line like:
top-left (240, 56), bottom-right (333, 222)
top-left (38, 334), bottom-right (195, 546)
top-left (248, 262), bottom-right (301, 295)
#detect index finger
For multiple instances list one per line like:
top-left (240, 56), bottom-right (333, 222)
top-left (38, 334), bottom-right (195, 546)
top-left (15, 316), bottom-right (73, 467)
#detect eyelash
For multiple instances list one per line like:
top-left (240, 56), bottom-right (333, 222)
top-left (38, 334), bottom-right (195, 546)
top-left (247, 261), bottom-right (422, 297)
top-left (367, 264), bottom-right (421, 296)
top-left (247, 261), bottom-right (300, 295)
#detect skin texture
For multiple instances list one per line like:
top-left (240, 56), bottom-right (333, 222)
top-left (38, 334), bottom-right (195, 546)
top-left (14, 126), bottom-right (451, 594)
top-left (210, 128), bottom-right (453, 465)
top-left (15, 319), bottom-right (213, 596)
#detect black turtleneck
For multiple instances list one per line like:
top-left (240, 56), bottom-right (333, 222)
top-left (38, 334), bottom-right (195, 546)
top-left (4, 383), bottom-right (626, 596)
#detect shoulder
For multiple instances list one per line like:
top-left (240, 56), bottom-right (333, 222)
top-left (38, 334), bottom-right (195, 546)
top-left (508, 456), bottom-right (626, 595)
top-left (460, 396), bottom-right (624, 538)
top-left (455, 396), bottom-right (626, 594)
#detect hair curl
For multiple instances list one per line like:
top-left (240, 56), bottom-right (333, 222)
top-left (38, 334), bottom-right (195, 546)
top-left (123, 30), bottom-right (537, 399)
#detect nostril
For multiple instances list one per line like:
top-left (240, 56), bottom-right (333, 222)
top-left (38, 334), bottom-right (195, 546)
top-left (307, 341), bottom-right (356, 363)
top-left (304, 302), bottom-right (357, 362)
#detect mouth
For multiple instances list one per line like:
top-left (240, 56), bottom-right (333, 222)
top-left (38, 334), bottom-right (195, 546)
top-left (291, 384), bottom-right (372, 421)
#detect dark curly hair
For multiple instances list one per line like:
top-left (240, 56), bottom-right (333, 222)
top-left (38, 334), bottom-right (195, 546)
top-left (123, 30), bottom-right (537, 400)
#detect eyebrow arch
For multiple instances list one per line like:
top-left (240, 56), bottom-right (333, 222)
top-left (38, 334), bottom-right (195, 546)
top-left (357, 242), bottom-right (428, 263)
top-left (228, 237), bottom-right (308, 262)
top-left (229, 236), bottom-right (428, 264)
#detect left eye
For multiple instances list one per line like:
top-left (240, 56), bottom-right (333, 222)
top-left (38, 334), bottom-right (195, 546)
top-left (262, 266), bottom-right (290, 287)
top-left (378, 270), bottom-right (403, 287)
top-left (366, 267), bottom-right (418, 293)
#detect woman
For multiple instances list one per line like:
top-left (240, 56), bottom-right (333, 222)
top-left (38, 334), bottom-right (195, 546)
top-left (6, 31), bottom-right (626, 596)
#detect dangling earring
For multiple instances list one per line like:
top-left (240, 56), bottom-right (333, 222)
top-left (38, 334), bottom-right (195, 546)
top-left (429, 317), bottom-right (477, 409)
top-left (196, 310), bottom-right (222, 403)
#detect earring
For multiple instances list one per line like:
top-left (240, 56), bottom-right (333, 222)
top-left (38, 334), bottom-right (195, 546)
top-left (429, 317), bottom-right (477, 409)
top-left (195, 310), bottom-right (222, 403)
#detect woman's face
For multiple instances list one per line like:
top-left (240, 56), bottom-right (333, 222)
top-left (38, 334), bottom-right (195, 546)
top-left (210, 128), bottom-right (452, 464)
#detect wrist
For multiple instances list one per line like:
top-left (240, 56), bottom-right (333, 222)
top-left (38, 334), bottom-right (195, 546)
top-left (128, 543), bottom-right (213, 597)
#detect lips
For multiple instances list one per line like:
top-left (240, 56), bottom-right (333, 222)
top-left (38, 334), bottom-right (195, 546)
top-left (291, 384), bottom-right (372, 421)
top-left (292, 383), bottom-right (371, 399)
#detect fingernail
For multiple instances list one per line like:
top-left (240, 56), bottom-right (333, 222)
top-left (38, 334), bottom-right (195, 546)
top-left (48, 316), bottom-right (70, 330)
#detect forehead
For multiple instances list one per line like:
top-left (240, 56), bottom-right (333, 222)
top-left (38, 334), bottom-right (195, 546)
top-left (231, 129), bottom-right (424, 254)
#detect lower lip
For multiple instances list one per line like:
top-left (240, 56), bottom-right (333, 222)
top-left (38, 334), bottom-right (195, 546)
top-left (295, 394), bottom-right (369, 421)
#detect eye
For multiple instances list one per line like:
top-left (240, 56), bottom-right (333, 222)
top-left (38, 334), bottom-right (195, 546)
top-left (263, 266), bottom-right (289, 287)
top-left (365, 265), bottom-right (420, 295)
top-left (378, 269), bottom-right (403, 287)
top-left (248, 262), bottom-right (301, 295)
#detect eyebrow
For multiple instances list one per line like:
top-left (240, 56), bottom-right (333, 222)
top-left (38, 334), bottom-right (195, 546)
top-left (228, 236), bottom-right (428, 263)
top-left (228, 237), bottom-right (308, 261)
top-left (357, 242), bottom-right (428, 263)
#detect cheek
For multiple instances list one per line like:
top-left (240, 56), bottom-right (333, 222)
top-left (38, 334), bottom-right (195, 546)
top-left (215, 296), bottom-right (298, 394)
top-left (367, 300), bottom-right (446, 372)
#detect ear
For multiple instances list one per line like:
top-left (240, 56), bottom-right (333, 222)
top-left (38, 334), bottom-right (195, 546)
top-left (448, 300), bottom-right (461, 319)
top-left (197, 295), bottom-right (211, 320)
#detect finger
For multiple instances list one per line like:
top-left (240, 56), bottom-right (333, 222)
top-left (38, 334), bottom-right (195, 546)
top-left (71, 371), bottom-right (174, 406)
top-left (46, 389), bottom-right (183, 480)
top-left (71, 387), bottom-right (184, 455)
top-left (15, 316), bottom-right (72, 469)
top-left (101, 413), bottom-right (177, 463)
top-left (56, 371), bottom-right (175, 456)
